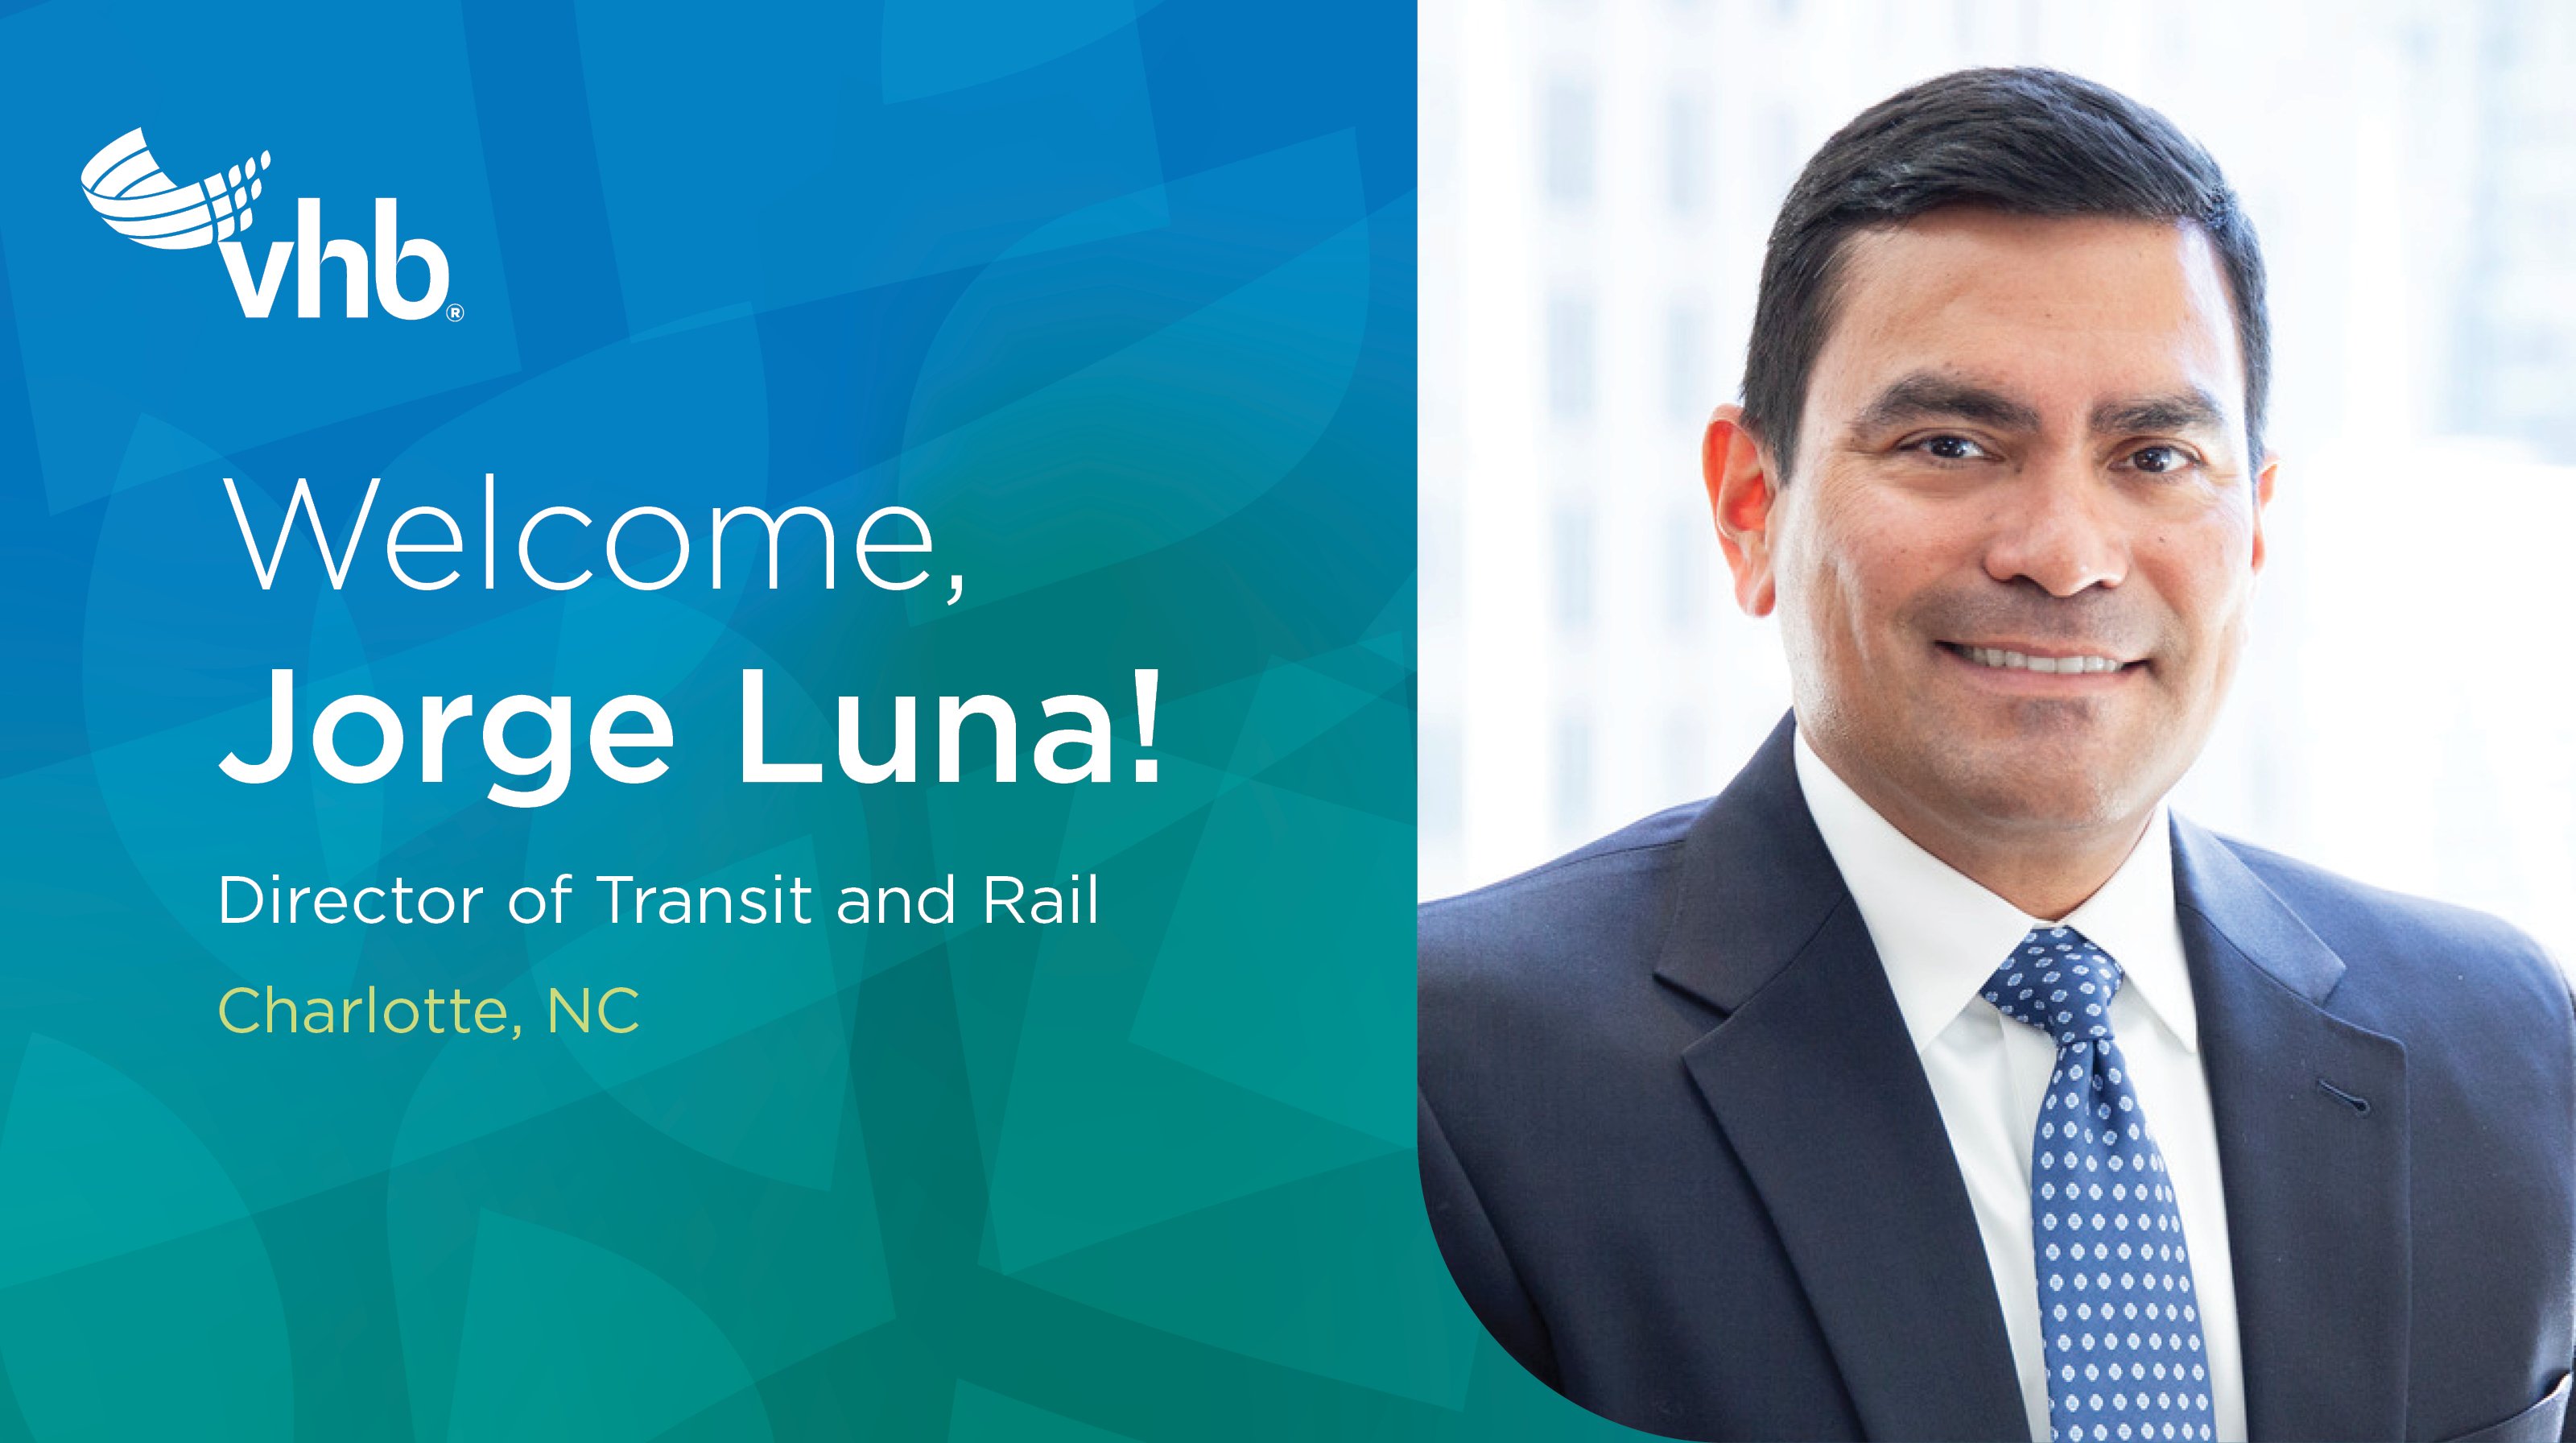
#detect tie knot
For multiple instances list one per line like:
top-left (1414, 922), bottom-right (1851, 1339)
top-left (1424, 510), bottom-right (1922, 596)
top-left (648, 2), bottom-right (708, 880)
top-left (1983, 926), bottom-right (2124, 1048)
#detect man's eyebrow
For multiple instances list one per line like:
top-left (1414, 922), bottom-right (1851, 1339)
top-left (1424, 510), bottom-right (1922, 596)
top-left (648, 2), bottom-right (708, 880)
top-left (2091, 389), bottom-right (2228, 436)
top-left (1850, 374), bottom-right (2043, 434)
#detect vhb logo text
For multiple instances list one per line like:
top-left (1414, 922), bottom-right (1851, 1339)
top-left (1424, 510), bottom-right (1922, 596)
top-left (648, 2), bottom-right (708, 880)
top-left (219, 197), bottom-right (450, 320)
top-left (80, 128), bottom-right (451, 320)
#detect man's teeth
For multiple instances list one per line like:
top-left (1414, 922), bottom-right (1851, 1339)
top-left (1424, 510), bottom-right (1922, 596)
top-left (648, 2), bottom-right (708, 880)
top-left (1956, 646), bottom-right (2126, 675)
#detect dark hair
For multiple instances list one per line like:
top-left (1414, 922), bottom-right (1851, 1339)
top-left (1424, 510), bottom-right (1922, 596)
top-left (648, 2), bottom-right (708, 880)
top-left (1742, 67), bottom-right (2268, 479)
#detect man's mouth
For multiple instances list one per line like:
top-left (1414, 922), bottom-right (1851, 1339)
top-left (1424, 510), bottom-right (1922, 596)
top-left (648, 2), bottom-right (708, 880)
top-left (1938, 642), bottom-right (2141, 676)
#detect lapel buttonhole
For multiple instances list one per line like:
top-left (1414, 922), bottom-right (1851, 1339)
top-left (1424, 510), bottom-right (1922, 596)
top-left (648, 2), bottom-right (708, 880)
top-left (2318, 1077), bottom-right (2372, 1115)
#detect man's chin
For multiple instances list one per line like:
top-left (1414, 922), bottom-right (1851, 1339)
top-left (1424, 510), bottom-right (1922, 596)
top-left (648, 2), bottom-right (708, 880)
top-left (1924, 754), bottom-right (2151, 834)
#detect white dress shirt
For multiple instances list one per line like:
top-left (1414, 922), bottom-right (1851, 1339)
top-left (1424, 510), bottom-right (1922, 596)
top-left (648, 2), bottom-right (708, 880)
top-left (1792, 732), bottom-right (2247, 1443)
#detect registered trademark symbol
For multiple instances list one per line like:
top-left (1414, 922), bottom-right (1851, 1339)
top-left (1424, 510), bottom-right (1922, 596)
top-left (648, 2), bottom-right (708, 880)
top-left (446, 304), bottom-right (464, 321)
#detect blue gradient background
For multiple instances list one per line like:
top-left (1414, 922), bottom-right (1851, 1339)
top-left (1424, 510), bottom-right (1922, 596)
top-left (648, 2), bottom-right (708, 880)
top-left (0, 1), bottom-right (1629, 1437)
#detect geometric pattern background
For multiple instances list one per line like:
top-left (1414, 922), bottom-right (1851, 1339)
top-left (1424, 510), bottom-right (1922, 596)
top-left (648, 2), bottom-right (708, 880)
top-left (0, 0), bottom-right (1624, 1437)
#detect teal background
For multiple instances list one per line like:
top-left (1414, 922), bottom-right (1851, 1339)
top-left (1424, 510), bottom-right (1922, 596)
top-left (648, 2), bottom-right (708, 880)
top-left (0, 0), bottom-right (1634, 1438)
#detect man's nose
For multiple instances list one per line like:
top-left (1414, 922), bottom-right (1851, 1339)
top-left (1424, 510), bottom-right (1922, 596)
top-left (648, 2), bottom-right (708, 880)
top-left (1982, 453), bottom-right (2130, 597)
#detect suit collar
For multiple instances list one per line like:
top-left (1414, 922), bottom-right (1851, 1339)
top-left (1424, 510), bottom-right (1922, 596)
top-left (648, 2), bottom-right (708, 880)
top-left (2169, 815), bottom-right (2344, 1003)
top-left (2170, 815), bottom-right (2410, 1442)
top-left (1653, 713), bottom-right (1844, 1015)
top-left (1662, 713), bottom-right (2030, 1440)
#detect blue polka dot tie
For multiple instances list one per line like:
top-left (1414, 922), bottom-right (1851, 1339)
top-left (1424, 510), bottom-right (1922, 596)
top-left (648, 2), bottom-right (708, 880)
top-left (1983, 927), bottom-right (2215, 1443)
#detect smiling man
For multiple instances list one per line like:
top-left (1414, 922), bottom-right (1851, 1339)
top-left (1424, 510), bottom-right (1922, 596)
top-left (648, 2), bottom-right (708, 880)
top-left (1419, 68), bottom-right (2576, 1443)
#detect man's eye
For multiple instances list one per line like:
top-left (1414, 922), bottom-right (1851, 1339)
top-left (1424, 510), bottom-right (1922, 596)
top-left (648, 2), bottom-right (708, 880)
top-left (2128, 444), bottom-right (2196, 474)
top-left (1915, 435), bottom-right (1988, 461)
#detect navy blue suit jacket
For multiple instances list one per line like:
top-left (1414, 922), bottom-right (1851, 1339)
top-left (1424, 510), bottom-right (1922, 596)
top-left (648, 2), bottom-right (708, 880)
top-left (1420, 715), bottom-right (2576, 1441)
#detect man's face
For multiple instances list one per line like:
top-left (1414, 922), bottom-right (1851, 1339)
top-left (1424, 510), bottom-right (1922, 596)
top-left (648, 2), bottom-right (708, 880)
top-left (1716, 209), bottom-right (2273, 852)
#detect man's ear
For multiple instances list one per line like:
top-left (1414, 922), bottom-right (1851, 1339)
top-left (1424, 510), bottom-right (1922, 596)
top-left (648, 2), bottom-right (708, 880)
top-left (2249, 451), bottom-right (2278, 577)
top-left (1703, 403), bottom-right (1781, 617)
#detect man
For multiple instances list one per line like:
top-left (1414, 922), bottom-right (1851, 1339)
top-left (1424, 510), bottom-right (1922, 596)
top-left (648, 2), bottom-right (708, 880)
top-left (1418, 68), bottom-right (2576, 1443)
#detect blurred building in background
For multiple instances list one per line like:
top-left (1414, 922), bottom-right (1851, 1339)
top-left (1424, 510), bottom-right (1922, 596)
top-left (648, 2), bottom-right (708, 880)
top-left (1421, 0), bottom-right (2576, 962)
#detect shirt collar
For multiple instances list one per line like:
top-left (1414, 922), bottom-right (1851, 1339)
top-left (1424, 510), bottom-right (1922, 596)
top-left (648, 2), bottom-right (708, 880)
top-left (1790, 727), bottom-right (2198, 1056)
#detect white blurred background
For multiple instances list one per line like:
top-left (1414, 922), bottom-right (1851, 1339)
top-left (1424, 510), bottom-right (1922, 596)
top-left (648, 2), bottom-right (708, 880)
top-left (1419, 0), bottom-right (2576, 964)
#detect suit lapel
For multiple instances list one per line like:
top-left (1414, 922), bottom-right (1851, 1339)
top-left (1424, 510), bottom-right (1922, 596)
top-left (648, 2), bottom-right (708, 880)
top-left (2171, 817), bottom-right (2411, 1442)
top-left (1658, 717), bottom-right (2028, 1441)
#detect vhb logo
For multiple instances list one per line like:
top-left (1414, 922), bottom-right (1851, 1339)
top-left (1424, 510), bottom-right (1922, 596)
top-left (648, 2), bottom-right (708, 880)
top-left (79, 128), bottom-right (451, 320)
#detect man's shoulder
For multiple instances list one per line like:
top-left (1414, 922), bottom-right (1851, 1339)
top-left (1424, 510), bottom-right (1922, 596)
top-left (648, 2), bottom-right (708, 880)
top-left (1418, 799), bottom-right (1745, 1148)
top-left (1422, 799), bottom-right (1703, 955)
top-left (2207, 829), bottom-right (2568, 1011)
top-left (1418, 800), bottom-right (1712, 1027)
top-left (2213, 829), bottom-right (2549, 957)
top-left (1422, 800), bottom-right (1703, 926)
